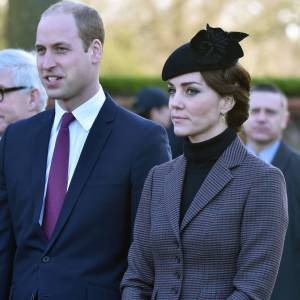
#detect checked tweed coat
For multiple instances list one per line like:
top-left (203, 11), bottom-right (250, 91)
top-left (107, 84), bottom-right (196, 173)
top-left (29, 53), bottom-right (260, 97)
top-left (121, 137), bottom-right (288, 300)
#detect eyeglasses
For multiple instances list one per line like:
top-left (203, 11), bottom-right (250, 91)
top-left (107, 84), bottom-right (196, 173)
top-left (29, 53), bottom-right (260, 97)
top-left (0, 86), bottom-right (28, 102)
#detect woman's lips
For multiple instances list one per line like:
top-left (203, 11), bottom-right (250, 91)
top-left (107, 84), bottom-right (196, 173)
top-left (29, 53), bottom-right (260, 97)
top-left (172, 115), bottom-right (187, 122)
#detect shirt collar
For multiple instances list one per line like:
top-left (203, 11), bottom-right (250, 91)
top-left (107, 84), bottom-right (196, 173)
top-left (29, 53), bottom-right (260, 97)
top-left (246, 140), bottom-right (281, 164)
top-left (53, 85), bottom-right (106, 132)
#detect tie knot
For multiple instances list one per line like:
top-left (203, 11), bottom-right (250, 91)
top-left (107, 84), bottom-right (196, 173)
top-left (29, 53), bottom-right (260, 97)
top-left (61, 112), bottom-right (75, 128)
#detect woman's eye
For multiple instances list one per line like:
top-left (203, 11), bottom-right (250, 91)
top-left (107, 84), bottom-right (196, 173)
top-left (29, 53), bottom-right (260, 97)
top-left (167, 87), bottom-right (176, 95)
top-left (186, 88), bottom-right (199, 96)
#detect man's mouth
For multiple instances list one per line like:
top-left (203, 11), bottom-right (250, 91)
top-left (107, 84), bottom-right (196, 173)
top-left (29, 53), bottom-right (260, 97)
top-left (45, 76), bottom-right (62, 82)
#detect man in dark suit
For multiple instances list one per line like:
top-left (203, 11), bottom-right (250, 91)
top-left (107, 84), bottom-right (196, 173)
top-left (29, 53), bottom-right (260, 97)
top-left (244, 83), bottom-right (300, 300)
top-left (0, 1), bottom-right (171, 299)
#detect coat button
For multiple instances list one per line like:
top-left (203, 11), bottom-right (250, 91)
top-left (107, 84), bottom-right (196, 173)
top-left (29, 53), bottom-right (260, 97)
top-left (42, 256), bottom-right (50, 263)
top-left (174, 240), bottom-right (179, 249)
top-left (171, 287), bottom-right (179, 294)
top-left (30, 294), bottom-right (36, 300)
top-left (175, 256), bottom-right (181, 263)
top-left (175, 271), bottom-right (181, 279)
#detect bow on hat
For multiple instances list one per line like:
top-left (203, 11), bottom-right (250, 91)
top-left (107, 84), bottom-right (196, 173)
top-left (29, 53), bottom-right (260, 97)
top-left (161, 24), bottom-right (249, 81)
top-left (190, 24), bottom-right (248, 64)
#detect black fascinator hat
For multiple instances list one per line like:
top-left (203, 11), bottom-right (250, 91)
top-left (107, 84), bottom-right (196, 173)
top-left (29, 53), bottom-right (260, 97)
top-left (162, 24), bottom-right (248, 81)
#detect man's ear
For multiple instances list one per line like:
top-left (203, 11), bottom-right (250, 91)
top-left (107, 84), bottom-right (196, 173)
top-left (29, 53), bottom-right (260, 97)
top-left (220, 95), bottom-right (235, 115)
top-left (281, 110), bottom-right (289, 130)
top-left (89, 39), bottom-right (103, 64)
top-left (28, 88), bottom-right (41, 112)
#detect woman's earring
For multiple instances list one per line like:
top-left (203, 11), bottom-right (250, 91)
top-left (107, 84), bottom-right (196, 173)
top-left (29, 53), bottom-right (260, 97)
top-left (220, 111), bottom-right (226, 122)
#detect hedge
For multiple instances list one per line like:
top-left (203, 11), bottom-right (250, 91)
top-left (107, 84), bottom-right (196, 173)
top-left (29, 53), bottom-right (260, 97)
top-left (100, 75), bottom-right (300, 97)
top-left (100, 76), bottom-right (165, 96)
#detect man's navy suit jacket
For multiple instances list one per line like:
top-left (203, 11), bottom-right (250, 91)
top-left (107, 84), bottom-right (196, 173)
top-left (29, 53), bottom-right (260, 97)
top-left (0, 94), bottom-right (171, 300)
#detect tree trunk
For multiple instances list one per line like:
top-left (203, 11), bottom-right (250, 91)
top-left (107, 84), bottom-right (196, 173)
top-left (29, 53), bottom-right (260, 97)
top-left (6, 0), bottom-right (58, 50)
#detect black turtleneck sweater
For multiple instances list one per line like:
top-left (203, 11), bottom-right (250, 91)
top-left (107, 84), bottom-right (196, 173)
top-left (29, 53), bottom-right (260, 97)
top-left (180, 128), bottom-right (236, 223)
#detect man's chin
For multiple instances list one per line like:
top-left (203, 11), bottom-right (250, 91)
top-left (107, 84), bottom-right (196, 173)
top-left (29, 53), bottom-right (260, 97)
top-left (45, 89), bottom-right (65, 100)
top-left (254, 138), bottom-right (277, 146)
top-left (250, 133), bottom-right (272, 142)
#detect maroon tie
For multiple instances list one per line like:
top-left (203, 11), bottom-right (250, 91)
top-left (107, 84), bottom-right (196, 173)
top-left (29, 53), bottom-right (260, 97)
top-left (42, 112), bottom-right (75, 239)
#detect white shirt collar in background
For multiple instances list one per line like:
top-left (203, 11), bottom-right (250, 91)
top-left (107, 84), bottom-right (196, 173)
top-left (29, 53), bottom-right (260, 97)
top-left (246, 139), bottom-right (281, 164)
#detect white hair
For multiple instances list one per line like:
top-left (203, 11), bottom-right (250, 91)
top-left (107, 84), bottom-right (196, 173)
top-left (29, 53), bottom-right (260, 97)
top-left (0, 48), bottom-right (48, 111)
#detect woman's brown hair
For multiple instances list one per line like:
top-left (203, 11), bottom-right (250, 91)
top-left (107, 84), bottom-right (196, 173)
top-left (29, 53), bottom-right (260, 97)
top-left (201, 63), bottom-right (251, 132)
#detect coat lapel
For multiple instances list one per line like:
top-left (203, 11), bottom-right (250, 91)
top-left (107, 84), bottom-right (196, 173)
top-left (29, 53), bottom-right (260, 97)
top-left (164, 157), bottom-right (186, 241)
top-left (271, 141), bottom-right (290, 172)
top-left (45, 96), bottom-right (117, 250)
top-left (180, 137), bottom-right (247, 231)
top-left (33, 110), bottom-right (55, 225)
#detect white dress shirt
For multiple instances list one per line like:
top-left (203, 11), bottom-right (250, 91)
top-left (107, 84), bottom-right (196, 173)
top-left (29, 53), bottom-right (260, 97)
top-left (39, 86), bottom-right (106, 224)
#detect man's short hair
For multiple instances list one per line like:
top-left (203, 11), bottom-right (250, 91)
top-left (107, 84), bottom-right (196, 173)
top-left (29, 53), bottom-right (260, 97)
top-left (251, 83), bottom-right (288, 111)
top-left (0, 48), bottom-right (48, 111)
top-left (42, 0), bottom-right (105, 51)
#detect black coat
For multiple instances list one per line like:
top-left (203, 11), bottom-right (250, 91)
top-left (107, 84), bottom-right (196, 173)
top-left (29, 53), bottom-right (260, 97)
top-left (271, 142), bottom-right (300, 300)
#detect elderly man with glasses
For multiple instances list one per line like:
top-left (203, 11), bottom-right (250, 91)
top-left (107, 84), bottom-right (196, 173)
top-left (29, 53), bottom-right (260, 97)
top-left (0, 48), bottom-right (48, 137)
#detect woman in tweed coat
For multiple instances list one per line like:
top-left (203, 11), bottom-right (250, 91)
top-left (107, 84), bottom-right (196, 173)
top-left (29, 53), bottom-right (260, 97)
top-left (121, 25), bottom-right (288, 300)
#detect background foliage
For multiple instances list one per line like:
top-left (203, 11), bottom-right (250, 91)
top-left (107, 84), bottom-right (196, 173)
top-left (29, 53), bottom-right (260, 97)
top-left (101, 76), bottom-right (300, 97)
top-left (0, 0), bottom-right (299, 77)
top-left (5, 0), bottom-right (59, 49)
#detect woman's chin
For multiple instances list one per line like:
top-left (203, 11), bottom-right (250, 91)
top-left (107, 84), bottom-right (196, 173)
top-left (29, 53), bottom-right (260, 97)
top-left (173, 128), bottom-right (188, 137)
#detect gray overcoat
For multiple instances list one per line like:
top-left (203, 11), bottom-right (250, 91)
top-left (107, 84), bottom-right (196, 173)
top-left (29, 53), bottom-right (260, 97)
top-left (122, 137), bottom-right (288, 300)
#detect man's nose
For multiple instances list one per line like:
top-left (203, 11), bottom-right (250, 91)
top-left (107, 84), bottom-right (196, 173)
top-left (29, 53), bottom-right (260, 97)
top-left (40, 52), bottom-right (56, 69)
top-left (256, 111), bottom-right (267, 121)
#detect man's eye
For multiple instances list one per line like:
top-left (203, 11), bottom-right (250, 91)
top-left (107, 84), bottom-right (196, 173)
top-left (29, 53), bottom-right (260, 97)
top-left (36, 48), bottom-right (45, 55)
top-left (56, 47), bottom-right (68, 53)
top-left (266, 110), bottom-right (277, 115)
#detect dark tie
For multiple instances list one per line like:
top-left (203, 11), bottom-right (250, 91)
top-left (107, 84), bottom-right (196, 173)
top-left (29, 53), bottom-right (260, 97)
top-left (42, 112), bottom-right (75, 239)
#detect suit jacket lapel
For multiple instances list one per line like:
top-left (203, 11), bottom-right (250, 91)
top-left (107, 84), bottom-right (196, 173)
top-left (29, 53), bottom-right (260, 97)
top-left (164, 157), bottom-right (186, 241)
top-left (180, 137), bottom-right (247, 231)
top-left (45, 96), bottom-right (117, 250)
top-left (33, 110), bottom-right (55, 225)
top-left (271, 141), bottom-right (290, 172)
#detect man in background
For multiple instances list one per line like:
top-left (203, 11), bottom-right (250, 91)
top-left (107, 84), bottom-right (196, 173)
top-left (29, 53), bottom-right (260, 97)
top-left (134, 86), bottom-right (183, 158)
top-left (243, 83), bottom-right (300, 300)
top-left (0, 48), bottom-right (47, 136)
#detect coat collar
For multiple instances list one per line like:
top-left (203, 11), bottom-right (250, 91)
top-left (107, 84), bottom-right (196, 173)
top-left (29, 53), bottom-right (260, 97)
top-left (271, 141), bottom-right (291, 172)
top-left (164, 136), bottom-right (247, 238)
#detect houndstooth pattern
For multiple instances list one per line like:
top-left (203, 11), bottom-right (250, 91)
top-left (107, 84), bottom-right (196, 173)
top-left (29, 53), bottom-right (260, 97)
top-left (122, 137), bottom-right (288, 300)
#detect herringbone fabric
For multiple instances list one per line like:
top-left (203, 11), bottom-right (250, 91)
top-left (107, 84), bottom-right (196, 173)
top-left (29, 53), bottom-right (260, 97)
top-left (122, 137), bottom-right (288, 300)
